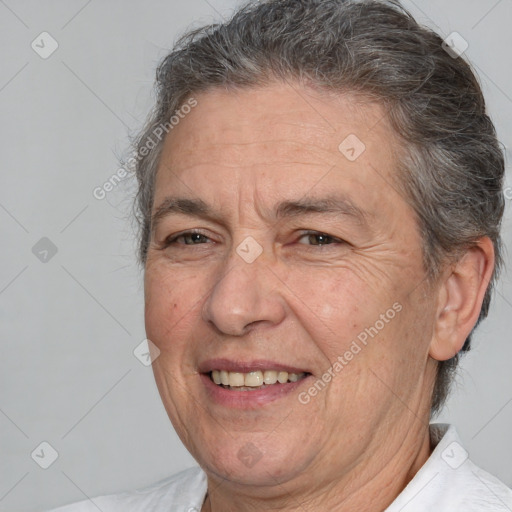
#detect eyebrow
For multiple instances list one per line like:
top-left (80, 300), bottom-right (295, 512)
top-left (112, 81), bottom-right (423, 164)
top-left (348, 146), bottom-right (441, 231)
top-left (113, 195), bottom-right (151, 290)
top-left (150, 194), bottom-right (370, 234)
top-left (151, 197), bottom-right (213, 234)
top-left (275, 196), bottom-right (369, 226)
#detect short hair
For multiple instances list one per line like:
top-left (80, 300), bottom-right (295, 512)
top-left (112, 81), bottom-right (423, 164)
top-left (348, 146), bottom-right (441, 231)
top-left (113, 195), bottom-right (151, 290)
top-left (131, 0), bottom-right (505, 414)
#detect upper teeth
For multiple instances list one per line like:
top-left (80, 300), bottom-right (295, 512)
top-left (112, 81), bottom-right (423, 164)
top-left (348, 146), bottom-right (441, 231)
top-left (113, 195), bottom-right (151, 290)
top-left (211, 370), bottom-right (306, 387)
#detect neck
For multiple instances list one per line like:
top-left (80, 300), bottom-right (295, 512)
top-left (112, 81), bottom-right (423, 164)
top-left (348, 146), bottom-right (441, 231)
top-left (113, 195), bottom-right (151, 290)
top-left (201, 420), bottom-right (433, 512)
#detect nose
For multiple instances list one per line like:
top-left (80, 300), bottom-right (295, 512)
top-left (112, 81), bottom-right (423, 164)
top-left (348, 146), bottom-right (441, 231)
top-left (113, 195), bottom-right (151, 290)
top-left (202, 249), bottom-right (286, 336)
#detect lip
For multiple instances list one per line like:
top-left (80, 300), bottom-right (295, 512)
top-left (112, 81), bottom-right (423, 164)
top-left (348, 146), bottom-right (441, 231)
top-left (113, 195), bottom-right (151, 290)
top-left (198, 358), bottom-right (310, 374)
top-left (200, 372), bottom-right (312, 409)
top-left (198, 358), bottom-right (313, 409)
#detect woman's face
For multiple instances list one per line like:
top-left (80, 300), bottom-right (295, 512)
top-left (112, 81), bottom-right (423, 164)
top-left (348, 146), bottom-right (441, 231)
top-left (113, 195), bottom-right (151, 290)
top-left (144, 83), bottom-right (438, 493)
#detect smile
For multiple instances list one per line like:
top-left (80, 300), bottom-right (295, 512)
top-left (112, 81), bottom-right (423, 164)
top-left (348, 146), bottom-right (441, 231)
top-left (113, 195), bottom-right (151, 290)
top-left (210, 370), bottom-right (309, 390)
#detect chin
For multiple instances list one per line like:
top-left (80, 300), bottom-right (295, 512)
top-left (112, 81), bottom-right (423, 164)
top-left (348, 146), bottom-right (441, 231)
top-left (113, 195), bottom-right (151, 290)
top-left (195, 438), bottom-right (309, 488)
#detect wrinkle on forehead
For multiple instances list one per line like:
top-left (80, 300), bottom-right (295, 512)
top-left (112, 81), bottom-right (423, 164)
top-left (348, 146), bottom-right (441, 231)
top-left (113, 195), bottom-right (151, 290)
top-left (153, 81), bottom-right (408, 236)
top-left (161, 83), bottom-right (396, 168)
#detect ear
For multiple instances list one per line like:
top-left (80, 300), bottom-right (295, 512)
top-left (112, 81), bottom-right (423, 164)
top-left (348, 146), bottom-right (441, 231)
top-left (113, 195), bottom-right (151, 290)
top-left (429, 238), bottom-right (495, 361)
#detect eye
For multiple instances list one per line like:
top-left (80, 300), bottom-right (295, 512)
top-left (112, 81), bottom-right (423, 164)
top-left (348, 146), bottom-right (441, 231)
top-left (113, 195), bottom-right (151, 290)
top-left (164, 231), bottom-right (212, 246)
top-left (297, 231), bottom-right (343, 246)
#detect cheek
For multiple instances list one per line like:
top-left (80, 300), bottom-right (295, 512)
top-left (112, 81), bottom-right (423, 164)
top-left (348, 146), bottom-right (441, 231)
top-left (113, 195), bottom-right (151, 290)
top-left (280, 270), bottom-right (370, 363)
top-left (391, 294), bottom-right (435, 363)
top-left (144, 265), bottom-right (204, 349)
top-left (284, 267), bottom-right (373, 330)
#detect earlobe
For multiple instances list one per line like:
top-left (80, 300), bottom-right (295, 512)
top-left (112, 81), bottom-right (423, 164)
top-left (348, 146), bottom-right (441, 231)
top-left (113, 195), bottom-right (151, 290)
top-left (429, 238), bottom-right (495, 362)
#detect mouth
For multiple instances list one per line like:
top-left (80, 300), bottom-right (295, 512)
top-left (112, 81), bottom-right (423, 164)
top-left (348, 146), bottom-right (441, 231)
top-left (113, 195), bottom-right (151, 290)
top-left (209, 369), bottom-right (310, 391)
top-left (198, 359), bottom-right (312, 406)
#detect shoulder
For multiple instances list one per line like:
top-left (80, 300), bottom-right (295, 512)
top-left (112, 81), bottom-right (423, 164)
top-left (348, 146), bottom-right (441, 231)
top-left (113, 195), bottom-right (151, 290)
top-left (387, 423), bottom-right (512, 512)
top-left (45, 466), bottom-right (207, 512)
top-left (454, 459), bottom-right (512, 510)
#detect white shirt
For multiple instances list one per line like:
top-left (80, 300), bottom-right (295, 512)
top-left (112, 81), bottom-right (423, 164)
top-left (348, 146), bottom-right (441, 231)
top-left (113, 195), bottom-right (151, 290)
top-left (47, 424), bottom-right (512, 511)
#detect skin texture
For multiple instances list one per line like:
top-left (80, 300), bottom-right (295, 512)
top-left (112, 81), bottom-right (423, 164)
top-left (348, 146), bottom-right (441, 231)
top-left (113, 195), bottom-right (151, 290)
top-left (144, 82), bottom-right (494, 512)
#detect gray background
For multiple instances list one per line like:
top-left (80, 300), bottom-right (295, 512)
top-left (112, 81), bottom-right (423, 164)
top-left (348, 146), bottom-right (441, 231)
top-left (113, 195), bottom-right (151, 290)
top-left (0, 0), bottom-right (511, 510)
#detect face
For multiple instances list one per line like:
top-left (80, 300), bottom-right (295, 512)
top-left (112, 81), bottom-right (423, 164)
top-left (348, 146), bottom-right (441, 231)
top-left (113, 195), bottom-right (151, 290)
top-left (144, 83), bottom-right (438, 492)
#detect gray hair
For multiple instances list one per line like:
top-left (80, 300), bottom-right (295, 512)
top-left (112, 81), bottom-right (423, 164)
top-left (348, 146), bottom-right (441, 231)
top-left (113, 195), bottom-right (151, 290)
top-left (132, 0), bottom-right (505, 414)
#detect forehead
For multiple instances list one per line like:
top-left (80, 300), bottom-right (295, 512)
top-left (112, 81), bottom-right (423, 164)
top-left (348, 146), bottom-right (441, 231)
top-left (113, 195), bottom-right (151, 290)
top-left (153, 82), bottom-right (404, 218)
top-left (162, 83), bottom-right (396, 159)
